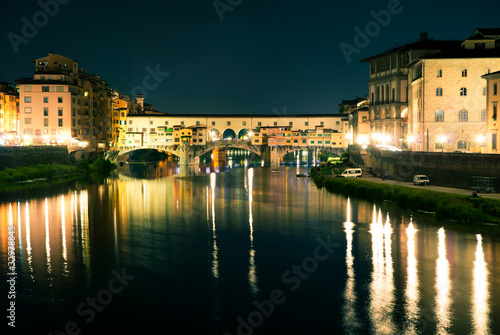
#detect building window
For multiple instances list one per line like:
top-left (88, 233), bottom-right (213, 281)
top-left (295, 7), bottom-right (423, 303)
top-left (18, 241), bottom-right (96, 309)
top-left (181, 121), bottom-right (185, 126)
top-left (56, 86), bottom-right (64, 92)
top-left (320, 121), bottom-right (324, 126)
top-left (462, 69), bottom-right (467, 77)
top-left (457, 140), bottom-right (467, 149)
top-left (211, 121), bottom-right (215, 126)
top-left (243, 121), bottom-right (246, 126)
top-left (435, 110), bottom-right (444, 122)
top-left (305, 122), bottom-right (308, 126)
top-left (58, 119), bottom-right (63, 127)
top-left (493, 134), bottom-right (497, 150)
top-left (274, 122), bottom-right (277, 126)
top-left (150, 121), bottom-right (153, 125)
top-left (289, 121), bottom-right (293, 126)
top-left (129, 120), bottom-right (133, 125)
top-left (437, 69), bottom-right (442, 77)
top-left (362, 116), bottom-right (367, 122)
top-left (227, 121), bottom-right (231, 126)
top-left (48, 76), bottom-right (53, 80)
top-left (494, 83), bottom-right (498, 95)
top-left (44, 119), bottom-right (49, 127)
top-left (459, 110), bottom-right (468, 122)
top-left (435, 142), bottom-right (443, 149)
top-left (483, 87), bottom-right (486, 96)
top-left (150, 128), bottom-right (155, 133)
top-left (44, 97), bottom-right (48, 103)
top-left (436, 88), bottom-right (443, 96)
top-left (460, 87), bottom-right (467, 96)
top-left (196, 121), bottom-right (200, 126)
top-left (142, 128), bottom-right (147, 133)
top-left (58, 97), bottom-right (63, 103)
top-left (43, 107), bottom-right (48, 116)
top-left (481, 109), bottom-right (486, 122)
top-left (24, 86), bottom-right (32, 92)
top-left (25, 118), bottom-right (32, 124)
top-left (258, 122), bottom-right (262, 126)
top-left (25, 107), bottom-right (32, 114)
top-left (58, 108), bottom-right (63, 116)
top-left (24, 96), bottom-right (31, 103)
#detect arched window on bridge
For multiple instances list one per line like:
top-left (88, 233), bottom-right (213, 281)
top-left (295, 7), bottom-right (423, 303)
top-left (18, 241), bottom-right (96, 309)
top-left (209, 128), bottom-right (220, 141)
top-left (222, 129), bottom-right (236, 140)
top-left (238, 129), bottom-right (251, 140)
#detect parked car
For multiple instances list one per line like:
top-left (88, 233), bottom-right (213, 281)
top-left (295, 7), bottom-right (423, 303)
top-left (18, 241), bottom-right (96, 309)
top-left (340, 168), bottom-right (362, 178)
top-left (413, 175), bottom-right (429, 185)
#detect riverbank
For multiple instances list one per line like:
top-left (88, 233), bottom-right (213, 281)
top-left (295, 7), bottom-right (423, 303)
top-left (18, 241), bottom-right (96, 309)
top-left (311, 170), bottom-right (500, 224)
top-left (0, 158), bottom-right (116, 186)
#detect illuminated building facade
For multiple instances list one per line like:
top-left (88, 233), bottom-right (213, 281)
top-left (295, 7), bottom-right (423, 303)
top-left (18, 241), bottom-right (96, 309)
top-left (0, 83), bottom-right (19, 143)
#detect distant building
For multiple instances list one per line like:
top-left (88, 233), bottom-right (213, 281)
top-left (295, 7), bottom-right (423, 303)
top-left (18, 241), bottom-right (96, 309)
top-left (482, 70), bottom-right (500, 153)
top-left (408, 29), bottom-right (500, 152)
top-left (0, 82), bottom-right (19, 143)
top-left (361, 32), bottom-right (461, 148)
top-left (340, 97), bottom-right (370, 146)
top-left (17, 52), bottom-right (115, 150)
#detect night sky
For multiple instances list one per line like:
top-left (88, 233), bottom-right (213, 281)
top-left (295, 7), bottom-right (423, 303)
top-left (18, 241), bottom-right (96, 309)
top-left (2, 0), bottom-right (500, 115)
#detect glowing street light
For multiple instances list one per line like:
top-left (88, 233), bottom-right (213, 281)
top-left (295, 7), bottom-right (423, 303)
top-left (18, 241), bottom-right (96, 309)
top-left (438, 135), bottom-right (446, 153)
top-left (476, 134), bottom-right (485, 154)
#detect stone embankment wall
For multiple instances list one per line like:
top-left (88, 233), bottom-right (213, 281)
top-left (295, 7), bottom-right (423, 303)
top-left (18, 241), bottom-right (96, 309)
top-left (0, 146), bottom-right (70, 169)
top-left (350, 147), bottom-right (500, 191)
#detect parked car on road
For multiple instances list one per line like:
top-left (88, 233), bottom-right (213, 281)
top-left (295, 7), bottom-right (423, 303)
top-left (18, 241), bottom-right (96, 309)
top-left (340, 168), bottom-right (362, 178)
top-left (413, 175), bottom-right (429, 185)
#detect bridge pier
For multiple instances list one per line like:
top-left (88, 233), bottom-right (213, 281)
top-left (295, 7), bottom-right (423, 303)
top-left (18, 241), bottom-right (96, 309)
top-left (270, 147), bottom-right (281, 166)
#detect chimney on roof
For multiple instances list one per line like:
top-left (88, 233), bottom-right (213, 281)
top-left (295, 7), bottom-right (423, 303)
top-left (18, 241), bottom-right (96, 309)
top-left (137, 94), bottom-right (144, 108)
top-left (420, 32), bottom-right (429, 41)
top-left (48, 51), bottom-right (53, 56)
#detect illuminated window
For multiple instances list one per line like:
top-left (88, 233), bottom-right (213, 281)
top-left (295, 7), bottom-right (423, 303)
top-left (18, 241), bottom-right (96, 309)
top-left (24, 86), bottom-right (32, 92)
top-left (25, 107), bottom-right (32, 114)
top-left (459, 110), bottom-right (468, 122)
top-left (25, 118), bottom-right (32, 124)
top-left (435, 110), bottom-right (444, 122)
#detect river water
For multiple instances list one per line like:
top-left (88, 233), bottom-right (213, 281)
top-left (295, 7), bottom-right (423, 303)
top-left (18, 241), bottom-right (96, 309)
top-left (1, 163), bottom-right (499, 334)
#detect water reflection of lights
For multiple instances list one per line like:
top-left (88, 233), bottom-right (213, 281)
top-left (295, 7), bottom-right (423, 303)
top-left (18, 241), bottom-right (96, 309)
top-left (404, 219), bottom-right (419, 334)
top-left (435, 227), bottom-right (451, 334)
top-left (25, 202), bottom-right (34, 278)
top-left (369, 206), bottom-right (395, 334)
top-left (343, 198), bottom-right (359, 331)
top-left (61, 196), bottom-right (69, 275)
top-left (210, 173), bottom-right (219, 279)
top-left (17, 201), bottom-right (22, 255)
top-left (45, 198), bottom-right (52, 276)
top-left (472, 234), bottom-right (490, 334)
top-left (248, 168), bottom-right (258, 296)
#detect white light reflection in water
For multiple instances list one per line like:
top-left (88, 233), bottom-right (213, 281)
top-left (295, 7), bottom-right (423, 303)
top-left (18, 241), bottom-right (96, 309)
top-left (404, 219), bottom-right (419, 334)
top-left (25, 202), bottom-right (34, 278)
top-left (472, 234), bottom-right (490, 335)
top-left (369, 207), bottom-right (395, 334)
top-left (435, 227), bottom-right (452, 334)
top-left (17, 201), bottom-right (22, 254)
top-left (248, 168), bottom-right (258, 296)
top-left (343, 198), bottom-right (359, 331)
top-left (210, 173), bottom-right (219, 279)
top-left (45, 198), bottom-right (52, 277)
top-left (61, 196), bottom-right (68, 275)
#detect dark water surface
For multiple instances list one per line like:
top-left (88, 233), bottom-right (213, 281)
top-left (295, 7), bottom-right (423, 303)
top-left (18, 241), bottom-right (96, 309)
top-left (1, 165), bottom-right (499, 334)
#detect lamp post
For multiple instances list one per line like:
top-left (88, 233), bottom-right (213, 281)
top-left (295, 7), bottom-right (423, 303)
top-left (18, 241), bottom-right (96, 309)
top-left (438, 135), bottom-right (446, 153)
top-left (407, 135), bottom-right (415, 151)
top-left (476, 134), bottom-right (485, 154)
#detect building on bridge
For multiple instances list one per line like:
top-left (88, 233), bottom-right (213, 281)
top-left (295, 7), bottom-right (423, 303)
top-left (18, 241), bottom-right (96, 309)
top-left (122, 114), bottom-right (349, 150)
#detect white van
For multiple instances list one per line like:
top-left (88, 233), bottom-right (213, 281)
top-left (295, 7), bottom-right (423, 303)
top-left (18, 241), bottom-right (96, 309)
top-left (340, 168), bottom-right (362, 178)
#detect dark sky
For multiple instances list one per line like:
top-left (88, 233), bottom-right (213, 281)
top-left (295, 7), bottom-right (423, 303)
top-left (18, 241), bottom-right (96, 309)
top-left (2, 0), bottom-right (500, 115)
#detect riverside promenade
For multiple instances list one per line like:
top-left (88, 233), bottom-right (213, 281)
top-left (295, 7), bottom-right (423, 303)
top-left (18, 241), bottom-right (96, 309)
top-left (361, 177), bottom-right (500, 200)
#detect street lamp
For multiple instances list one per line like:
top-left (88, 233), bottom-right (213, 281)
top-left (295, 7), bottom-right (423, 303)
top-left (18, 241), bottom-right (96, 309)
top-left (407, 135), bottom-right (415, 151)
top-left (476, 134), bottom-right (485, 154)
top-left (438, 135), bottom-right (446, 153)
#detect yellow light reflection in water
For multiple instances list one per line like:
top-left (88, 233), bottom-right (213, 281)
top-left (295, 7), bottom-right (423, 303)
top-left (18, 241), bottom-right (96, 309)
top-left (210, 173), bottom-right (219, 279)
top-left (80, 190), bottom-right (89, 267)
top-left (369, 207), bottom-right (395, 334)
top-left (343, 198), bottom-right (359, 331)
top-left (404, 220), bottom-right (419, 334)
top-left (435, 227), bottom-right (451, 334)
top-left (248, 168), bottom-right (258, 296)
top-left (45, 198), bottom-right (52, 276)
top-left (25, 202), bottom-right (34, 278)
top-left (472, 234), bottom-right (490, 334)
top-left (61, 195), bottom-right (68, 275)
top-left (17, 201), bottom-right (22, 254)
